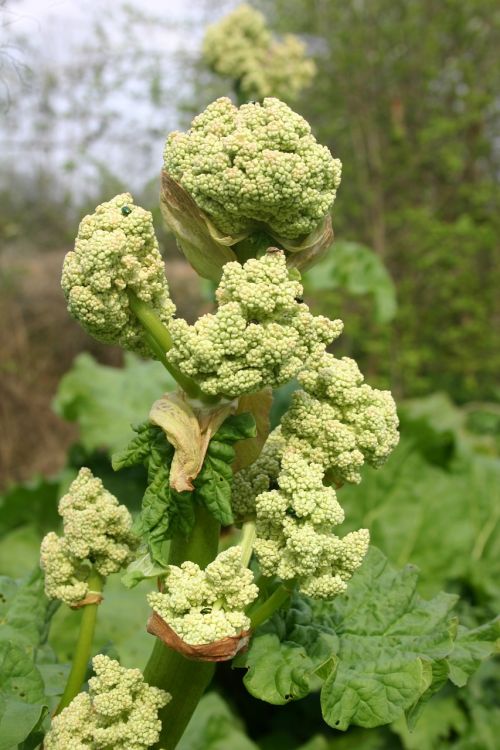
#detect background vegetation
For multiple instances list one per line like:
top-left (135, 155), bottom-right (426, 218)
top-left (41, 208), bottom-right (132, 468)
top-left (1, 1), bottom-right (499, 748)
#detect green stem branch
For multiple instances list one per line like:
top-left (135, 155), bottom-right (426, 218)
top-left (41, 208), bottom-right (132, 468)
top-left (144, 504), bottom-right (220, 750)
top-left (239, 521), bottom-right (256, 568)
top-left (54, 570), bottom-right (103, 715)
top-left (250, 584), bottom-right (291, 630)
top-left (128, 290), bottom-right (217, 403)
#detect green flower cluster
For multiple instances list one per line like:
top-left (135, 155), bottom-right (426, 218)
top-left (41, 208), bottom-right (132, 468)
top-left (283, 352), bottom-right (400, 484)
top-left (164, 96), bottom-right (341, 240)
top-left (148, 547), bottom-right (258, 645)
top-left (62, 193), bottom-right (175, 357)
top-left (40, 468), bottom-right (137, 606)
top-left (203, 4), bottom-right (316, 102)
top-left (44, 655), bottom-right (170, 750)
top-left (233, 353), bottom-right (399, 598)
top-left (168, 250), bottom-right (342, 398)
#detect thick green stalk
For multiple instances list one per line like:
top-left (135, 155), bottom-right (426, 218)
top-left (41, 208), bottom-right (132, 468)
top-left (144, 504), bottom-right (220, 750)
top-left (250, 584), bottom-right (291, 629)
top-left (54, 570), bottom-right (103, 714)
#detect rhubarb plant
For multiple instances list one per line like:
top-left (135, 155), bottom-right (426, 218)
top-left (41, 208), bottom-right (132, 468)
top-left (19, 95), bottom-right (497, 750)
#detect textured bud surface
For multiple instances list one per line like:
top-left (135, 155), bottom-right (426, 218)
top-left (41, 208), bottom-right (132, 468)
top-left (164, 97), bottom-right (341, 240)
top-left (148, 547), bottom-right (258, 645)
top-left (40, 468), bottom-right (138, 606)
top-left (62, 193), bottom-right (175, 356)
top-left (44, 655), bottom-right (170, 750)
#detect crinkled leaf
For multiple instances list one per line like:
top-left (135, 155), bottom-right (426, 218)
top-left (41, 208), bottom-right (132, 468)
top-left (447, 617), bottom-right (500, 688)
top-left (237, 596), bottom-right (337, 704)
top-left (121, 550), bottom-right (168, 589)
top-left (114, 423), bottom-right (195, 566)
top-left (0, 698), bottom-right (47, 750)
top-left (317, 549), bottom-right (457, 730)
top-left (0, 641), bottom-right (45, 704)
top-left (111, 421), bottom-right (156, 471)
top-left (0, 571), bottom-right (52, 654)
top-left (193, 414), bottom-right (256, 526)
top-left (53, 352), bottom-right (174, 453)
top-left (240, 548), bottom-right (462, 732)
top-left (177, 692), bottom-right (258, 750)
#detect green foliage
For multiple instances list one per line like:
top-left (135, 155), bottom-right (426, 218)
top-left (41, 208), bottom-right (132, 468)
top-left (340, 442), bottom-right (500, 609)
top-left (114, 414), bottom-right (256, 567)
top-left (178, 693), bottom-right (258, 750)
top-left (194, 414), bottom-right (256, 527)
top-left (53, 352), bottom-right (174, 454)
top-left (303, 241), bottom-right (397, 324)
top-left (264, 0), bottom-right (500, 401)
top-left (239, 548), bottom-right (499, 733)
top-left (0, 572), bottom-right (53, 749)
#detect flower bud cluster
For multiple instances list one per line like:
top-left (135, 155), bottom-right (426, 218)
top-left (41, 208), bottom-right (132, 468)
top-left (168, 250), bottom-right (342, 398)
top-left (233, 353), bottom-right (398, 598)
top-left (164, 96), bottom-right (341, 240)
top-left (62, 193), bottom-right (175, 357)
top-left (40, 468), bottom-right (137, 606)
top-left (44, 655), bottom-right (170, 750)
top-left (283, 352), bottom-right (400, 484)
top-left (148, 547), bottom-right (258, 645)
top-left (203, 4), bottom-right (316, 102)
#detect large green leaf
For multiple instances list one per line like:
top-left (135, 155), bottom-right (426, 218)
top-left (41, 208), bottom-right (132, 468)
top-left (239, 548), bottom-right (496, 733)
top-left (236, 597), bottom-right (338, 704)
top-left (340, 441), bottom-right (500, 607)
top-left (0, 570), bottom-right (52, 654)
top-left (0, 698), bottom-right (47, 750)
top-left (53, 352), bottom-right (174, 453)
top-left (177, 692), bottom-right (258, 750)
top-left (303, 241), bottom-right (397, 324)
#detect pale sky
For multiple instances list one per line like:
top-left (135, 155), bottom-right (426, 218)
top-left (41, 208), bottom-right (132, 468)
top-left (1, 0), bottom-right (238, 195)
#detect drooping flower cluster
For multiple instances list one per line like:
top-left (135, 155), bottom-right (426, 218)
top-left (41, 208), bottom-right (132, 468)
top-left (44, 655), bottom-right (170, 750)
top-left (283, 352), bottom-right (400, 484)
top-left (62, 193), bottom-right (175, 357)
top-left (40, 468), bottom-right (138, 606)
top-left (148, 547), bottom-right (258, 645)
top-left (164, 97), bottom-right (341, 241)
top-left (203, 4), bottom-right (316, 102)
top-left (167, 250), bottom-right (342, 398)
top-left (232, 353), bottom-right (399, 598)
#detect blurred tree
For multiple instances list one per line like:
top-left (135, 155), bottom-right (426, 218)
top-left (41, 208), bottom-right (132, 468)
top-left (258, 0), bottom-right (500, 401)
